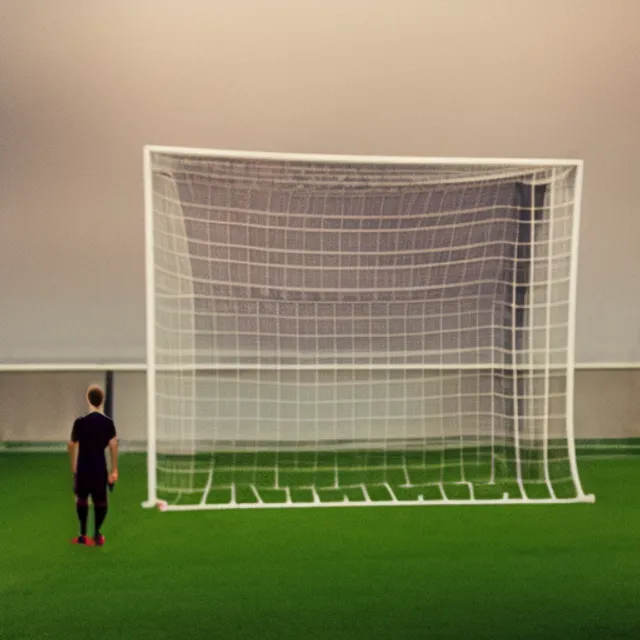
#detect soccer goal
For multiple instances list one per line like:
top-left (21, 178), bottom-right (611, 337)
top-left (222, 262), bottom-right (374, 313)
top-left (142, 146), bottom-right (595, 510)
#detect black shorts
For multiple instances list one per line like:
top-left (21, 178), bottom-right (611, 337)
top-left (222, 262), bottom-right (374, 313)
top-left (75, 471), bottom-right (108, 504)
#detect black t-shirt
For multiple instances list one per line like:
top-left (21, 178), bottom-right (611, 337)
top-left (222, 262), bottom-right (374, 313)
top-left (71, 412), bottom-right (116, 474)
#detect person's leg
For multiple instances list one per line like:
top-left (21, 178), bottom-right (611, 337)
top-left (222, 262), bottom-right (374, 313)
top-left (72, 475), bottom-right (90, 545)
top-left (91, 475), bottom-right (108, 545)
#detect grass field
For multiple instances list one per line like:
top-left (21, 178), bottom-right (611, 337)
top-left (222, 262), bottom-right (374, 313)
top-left (1, 452), bottom-right (639, 640)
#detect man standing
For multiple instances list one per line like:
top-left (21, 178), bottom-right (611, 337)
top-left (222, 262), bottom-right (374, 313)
top-left (68, 385), bottom-right (118, 546)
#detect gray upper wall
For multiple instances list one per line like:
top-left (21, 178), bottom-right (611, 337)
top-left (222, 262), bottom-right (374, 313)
top-left (1, 0), bottom-right (639, 364)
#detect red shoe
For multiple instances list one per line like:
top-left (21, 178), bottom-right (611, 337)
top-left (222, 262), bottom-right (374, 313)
top-left (93, 534), bottom-right (105, 547)
top-left (71, 535), bottom-right (94, 546)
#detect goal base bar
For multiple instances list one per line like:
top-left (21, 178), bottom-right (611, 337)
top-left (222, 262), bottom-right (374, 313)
top-left (155, 494), bottom-right (595, 511)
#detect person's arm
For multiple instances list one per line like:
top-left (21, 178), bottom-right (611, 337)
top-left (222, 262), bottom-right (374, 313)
top-left (68, 420), bottom-right (79, 474)
top-left (108, 437), bottom-right (118, 484)
top-left (68, 441), bottom-right (79, 473)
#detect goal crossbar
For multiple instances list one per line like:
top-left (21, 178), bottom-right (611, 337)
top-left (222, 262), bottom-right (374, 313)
top-left (145, 145), bottom-right (582, 169)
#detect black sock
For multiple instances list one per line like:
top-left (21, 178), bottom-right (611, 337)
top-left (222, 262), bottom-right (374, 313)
top-left (76, 502), bottom-right (89, 537)
top-left (94, 504), bottom-right (108, 537)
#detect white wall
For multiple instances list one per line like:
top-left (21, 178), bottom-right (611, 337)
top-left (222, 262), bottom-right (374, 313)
top-left (1, 0), bottom-right (639, 364)
top-left (2, 369), bottom-right (637, 443)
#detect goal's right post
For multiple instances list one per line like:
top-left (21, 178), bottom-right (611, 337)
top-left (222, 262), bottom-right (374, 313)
top-left (564, 160), bottom-right (588, 501)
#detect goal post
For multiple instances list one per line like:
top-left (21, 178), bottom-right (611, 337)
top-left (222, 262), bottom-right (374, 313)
top-left (142, 146), bottom-right (594, 510)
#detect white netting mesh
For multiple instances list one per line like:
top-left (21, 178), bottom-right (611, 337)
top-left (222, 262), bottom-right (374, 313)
top-left (147, 152), bottom-right (586, 507)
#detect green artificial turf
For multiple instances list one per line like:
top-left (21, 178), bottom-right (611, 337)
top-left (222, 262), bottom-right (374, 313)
top-left (1, 452), bottom-right (638, 640)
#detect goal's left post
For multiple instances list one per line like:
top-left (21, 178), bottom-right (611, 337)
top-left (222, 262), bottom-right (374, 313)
top-left (142, 145), bottom-right (158, 508)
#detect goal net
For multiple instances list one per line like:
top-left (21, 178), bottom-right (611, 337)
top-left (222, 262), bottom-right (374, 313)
top-left (143, 147), bottom-right (594, 510)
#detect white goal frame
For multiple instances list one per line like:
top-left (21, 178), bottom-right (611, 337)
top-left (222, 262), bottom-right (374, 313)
top-left (142, 145), bottom-right (595, 510)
